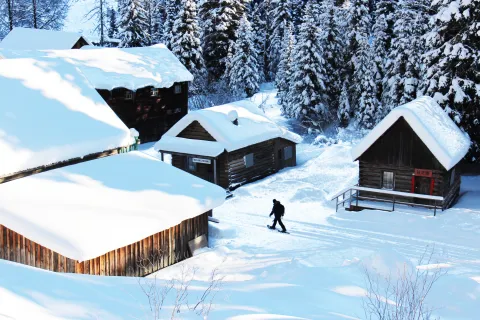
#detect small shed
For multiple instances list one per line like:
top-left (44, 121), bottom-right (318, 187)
top-left (0, 57), bottom-right (136, 184)
top-left (0, 27), bottom-right (90, 50)
top-left (0, 151), bottom-right (226, 276)
top-left (154, 100), bottom-right (302, 189)
top-left (0, 44), bottom-right (193, 143)
top-left (351, 96), bottom-right (471, 209)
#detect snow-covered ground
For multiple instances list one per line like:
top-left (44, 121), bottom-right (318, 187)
top-left (1, 87), bottom-right (480, 319)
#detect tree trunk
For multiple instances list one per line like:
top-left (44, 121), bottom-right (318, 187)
top-left (6, 0), bottom-right (13, 31)
top-left (32, 0), bottom-right (37, 28)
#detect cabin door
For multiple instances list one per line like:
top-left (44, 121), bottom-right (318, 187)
top-left (414, 176), bottom-right (433, 205)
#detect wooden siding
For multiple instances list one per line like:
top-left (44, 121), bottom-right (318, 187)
top-left (274, 139), bottom-right (297, 171)
top-left (0, 144), bottom-right (137, 185)
top-left (358, 117), bottom-right (460, 209)
top-left (71, 37), bottom-right (90, 49)
top-left (0, 212), bottom-right (209, 277)
top-left (227, 140), bottom-right (276, 188)
top-left (178, 121), bottom-right (216, 141)
top-left (98, 82), bottom-right (189, 143)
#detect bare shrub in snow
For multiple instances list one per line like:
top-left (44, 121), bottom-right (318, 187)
top-left (137, 251), bottom-right (223, 319)
top-left (362, 247), bottom-right (446, 320)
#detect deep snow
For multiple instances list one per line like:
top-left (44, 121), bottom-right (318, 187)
top-left (0, 86), bottom-right (479, 319)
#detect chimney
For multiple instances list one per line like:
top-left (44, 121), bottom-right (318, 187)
top-left (228, 110), bottom-right (239, 126)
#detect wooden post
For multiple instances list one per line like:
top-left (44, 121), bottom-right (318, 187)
top-left (355, 190), bottom-right (359, 207)
top-left (160, 152), bottom-right (164, 162)
top-left (349, 189), bottom-right (353, 210)
top-left (335, 197), bottom-right (338, 212)
top-left (434, 202), bottom-right (437, 217)
top-left (392, 195), bottom-right (396, 211)
top-left (213, 159), bottom-right (218, 185)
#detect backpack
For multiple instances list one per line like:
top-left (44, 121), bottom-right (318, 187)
top-left (278, 204), bottom-right (285, 216)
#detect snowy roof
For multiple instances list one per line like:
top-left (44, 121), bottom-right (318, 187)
top-left (0, 151), bottom-right (226, 261)
top-left (0, 57), bottom-right (133, 178)
top-left (351, 96), bottom-right (471, 170)
top-left (0, 44), bottom-right (193, 90)
top-left (0, 27), bottom-right (90, 50)
top-left (154, 100), bottom-right (302, 157)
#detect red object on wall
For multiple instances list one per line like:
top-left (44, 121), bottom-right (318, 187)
top-left (414, 169), bottom-right (433, 177)
top-left (411, 176), bottom-right (415, 193)
top-left (430, 178), bottom-right (435, 195)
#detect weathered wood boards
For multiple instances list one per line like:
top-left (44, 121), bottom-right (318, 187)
top-left (0, 211), bottom-right (210, 277)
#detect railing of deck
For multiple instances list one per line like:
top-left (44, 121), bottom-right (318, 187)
top-left (330, 186), bottom-right (444, 216)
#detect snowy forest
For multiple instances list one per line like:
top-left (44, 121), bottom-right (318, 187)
top-left (1, 0), bottom-right (479, 162)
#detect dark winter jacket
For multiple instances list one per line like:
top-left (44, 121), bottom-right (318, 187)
top-left (270, 202), bottom-right (285, 217)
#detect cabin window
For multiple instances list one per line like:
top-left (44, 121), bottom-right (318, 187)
top-left (450, 168), bottom-right (456, 186)
top-left (187, 157), bottom-right (197, 171)
top-left (166, 109), bottom-right (173, 115)
top-left (174, 84), bottom-right (182, 94)
top-left (284, 146), bottom-right (293, 160)
top-left (125, 91), bottom-right (133, 100)
top-left (382, 171), bottom-right (394, 190)
top-left (174, 108), bottom-right (182, 114)
top-left (244, 153), bottom-right (254, 168)
top-left (151, 88), bottom-right (159, 97)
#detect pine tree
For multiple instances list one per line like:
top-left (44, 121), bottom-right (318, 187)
top-left (250, 2), bottom-right (267, 83)
top-left (424, 0), bottom-right (480, 162)
top-left (337, 80), bottom-right (351, 125)
top-left (107, 7), bottom-right (119, 39)
top-left (318, 0), bottom-right (343, 112)
top-left (163, 0), bottom-right (178, 48)
top-left (383, 0), bottom-right (429, 110)
top-left (171, 0), bottom-right (206, 94)
top-left (227, 15), bottom-right (259, 97)
top-left (275, 22), bottom-right (294, 111)
top-left (118, 0), bottom-right (149, 47)
top-left (268, 0), bottom-right (292, 77)
top-left (143, 0), bottom-right (161, 45)
top-left (288, 2), bottom-right (329, 127)
top-left (372, 0), bottom-right (397, 101)
top-left (200, 0), bottom-right (248, 81)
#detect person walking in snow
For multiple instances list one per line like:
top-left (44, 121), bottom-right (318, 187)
top-left (268, 199), bottom-right (287, 233)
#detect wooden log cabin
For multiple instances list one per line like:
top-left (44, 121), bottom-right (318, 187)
top-left (154, 100), bottom-right (302, 190)
top-left (0, 27), bottom-right (90, 49)
top-left (0, 57), bottom-right (138, 185)
top-left (0, 151), bottom-right (226, 276)
top-left (0, 44), bottom-right (193, 143)
top-left (351, 96), bottom-right (471, 210)
top-left (0, 58), bottom-right (225, 276)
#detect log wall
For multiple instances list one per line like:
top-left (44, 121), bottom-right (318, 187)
top-left (0, 212), bottom-right (209, 277)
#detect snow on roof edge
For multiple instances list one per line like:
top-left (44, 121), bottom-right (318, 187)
top-left (351, 96), bottom-right (471, 171)
top-left (155, 136), bottom-right (225, 157)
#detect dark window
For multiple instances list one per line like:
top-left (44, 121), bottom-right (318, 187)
top-left (284, 146), bottom-right (293, 160)
top-left (174, 108), bottom-right (182, 113)
top-left (244, 153), bottom-right (254, 168)
top-left (382, 171), bottom-right (394, 190)
top-left (450, 168), bottom-right (456, 186)
top-left (166, 109), bottom-right (173, 115)
top-left (151, 88), bottom-right (158, 96)
top-left (187, 157), bottom-right (197, 171)
top-left (125, 91), bottom-right (133, 100)
top-left (174, 84), bottom-right (182, 94)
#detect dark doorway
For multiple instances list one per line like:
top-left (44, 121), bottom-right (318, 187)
top-left (414, 176), bottom-right (432, 205)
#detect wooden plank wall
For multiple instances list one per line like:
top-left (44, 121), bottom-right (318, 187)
top-left (97, 82), bottom-right (189, 143)
top-left (274, 139), bottom-right (297, 171)
top-left (178, 121), bottom-right (216, 141)
top-left (0, 212), bottom-right (209, 277)
top-left (227, 140), bottom-right (276, 188)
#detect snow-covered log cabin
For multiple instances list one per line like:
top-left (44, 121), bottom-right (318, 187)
top-left (351, 96), bottom-right (471, 210)
top-left (154, 100), bottom-right (302, 189)
top-left (0, 27), bottom-right (90, 50)
top-left (0, 44), bottom-right (193, 143)
top-left (0, 58), bottom-right (226, 276)
top-left (0, 57), bottom-right (138, 184)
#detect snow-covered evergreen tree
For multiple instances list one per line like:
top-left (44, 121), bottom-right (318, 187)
top-left (275, 22), bottom-right (294, 110)
top-left (163, 0), bottom-right (178, 48)
top-left (171, 0), bottom-right (206, 94)
top-left (337, 80), bottom-right (351, 125)
top-left (143, 0), bottom-right (161, 45)
top-left (383, 0), bottom-right (429, 110)
top-left (107, 7), bottom-right (119, 39)
top-left (288, 2), bottom-right (329, 127)
top-left (227, 15), bottom-right (259, 97)
top-left (200, 0), bottom-right (248, 81)
top-left (268, 0), bottom-right (292, 77)
top-left (250, 2), bottom-right (267, 83)
top-left (118, 0), bottom-right (149, 47)
top-left (318, 0), bottom-right (343, 112)
top-left (372, 0), bottom-right (397, 101)
top-left (423, 0), bottom-right (480, 161)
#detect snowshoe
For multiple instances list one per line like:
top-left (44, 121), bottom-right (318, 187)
top-left (278, 230), bottom-right (290, 234)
